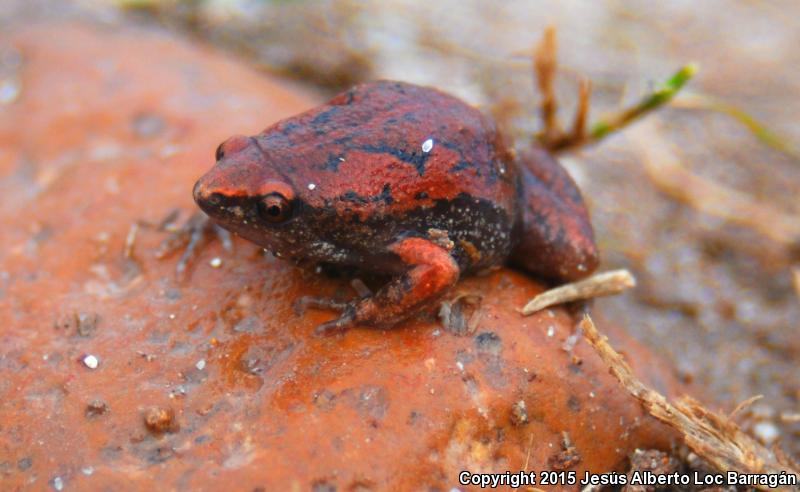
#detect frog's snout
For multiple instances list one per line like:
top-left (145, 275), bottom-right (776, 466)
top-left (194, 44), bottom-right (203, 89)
top-left (192, 178), bottom-right (209, 204)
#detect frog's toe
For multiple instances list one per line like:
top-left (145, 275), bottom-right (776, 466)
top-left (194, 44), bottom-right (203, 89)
top-left (293, 296), bottom-right (349, 315)
top-left (314, 305), bottom-right (356, 336)
top-left (153, 211), bottom-right (228, 280)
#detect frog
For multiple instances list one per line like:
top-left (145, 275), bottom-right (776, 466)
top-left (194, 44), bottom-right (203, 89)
top-left (191, 80), bottom-right (598, 334)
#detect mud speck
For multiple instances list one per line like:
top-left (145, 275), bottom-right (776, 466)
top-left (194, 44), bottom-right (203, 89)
top-left (548, 433), bottom-right (581, 471)
top-left (474, 331), bottom-right (502, 357)
top-left (17, 457), bottom-right (32, 471)
top-left (143, 407), bottom-right (179, 434)
top-left (623, 449), bottom-right (680, 492)
top-left (510, 400), bottom-right (528, 426)
top-left (312, 479), bottom-right (337, 492)
top-left (85, 399), bottom-right (109, 418)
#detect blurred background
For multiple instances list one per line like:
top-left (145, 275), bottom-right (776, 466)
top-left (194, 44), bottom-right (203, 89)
top-left (3, 0), bottom-right (798, 459)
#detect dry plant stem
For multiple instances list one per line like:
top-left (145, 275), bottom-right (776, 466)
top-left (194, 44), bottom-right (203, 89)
top-left (673, 92), bottom-right (800, 160)
top-left (634, 120), bottom-right (800, 246)
top-left (534, 25), bottom-right (561, 144)
top-left (532, 26), bottom-right (695, 152)
top-left (519, 269), bottom-right (636, 315)
top-left (124, 222), bottom-right (139, 260)
top-left (580, 315), bottom-right (800, 492)
top-left (729, 394), bottom-right (764, 420)
top-left (570, 78), bottom-right (591, 144)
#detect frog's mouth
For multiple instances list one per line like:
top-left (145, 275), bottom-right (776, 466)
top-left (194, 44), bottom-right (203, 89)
top-left (193, 179), bottom-right (316, 256)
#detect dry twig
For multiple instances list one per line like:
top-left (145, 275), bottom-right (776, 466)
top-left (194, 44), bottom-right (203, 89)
top-left (532, 27), bottom-right (695, 152)
top-left (519, 269), bottom-right (636, 316)
top-left (534, 26), bottom-right (561, 145)
top-left (729, 394), bottom-right (765, 420)
top-left (633, 120), bottom-right (800, 246)
top-left (673, 92), bottom-right (800, 160)
top-left (580, 315), bottom-right (800, 492)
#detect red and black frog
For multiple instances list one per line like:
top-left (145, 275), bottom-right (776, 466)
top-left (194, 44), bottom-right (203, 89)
top-left (192, 81), bottom-right (598, 334)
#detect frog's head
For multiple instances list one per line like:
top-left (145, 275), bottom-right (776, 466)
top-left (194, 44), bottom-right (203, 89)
top-left (193, 135), bottom-right (322, 260)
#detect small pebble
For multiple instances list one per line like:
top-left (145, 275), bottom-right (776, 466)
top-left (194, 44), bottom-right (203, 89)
top-left (0, 78), bottom-right (20, 105)
top-left (82, 354), bottom-right (99, 369)
top-left (195, 359), bottom-right (206, 371)
top-left (52, 476), bottom-right (64, 491)
top-left (81, 466), bottom-right (94, 476)
top-left (546, 325), bottom-right (555, 337)
top-left (753, 421), bottom-right (779, 444)
top-left (307, 183), bottom-right (316, 190)
top-left (209, 257), bottom-right (222, 268)
top-left (510, 399), bottom-right (529, 426)
top-left (421, 138), bottom-right (434, 153)
top-left (144, 406), bottom-right (179, 434)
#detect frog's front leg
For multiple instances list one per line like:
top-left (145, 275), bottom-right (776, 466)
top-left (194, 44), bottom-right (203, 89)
top-left (309, 237), bottom-right (460, 335)
top-left (155, 211), bottom-right (232, 279)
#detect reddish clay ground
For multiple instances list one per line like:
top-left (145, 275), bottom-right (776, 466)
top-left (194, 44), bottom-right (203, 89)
top-left (1, 22), bottom-right (683, 491)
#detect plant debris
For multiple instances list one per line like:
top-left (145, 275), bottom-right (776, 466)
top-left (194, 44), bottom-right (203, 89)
top-left (520, 269), bottom-right (636, 315)
top-left (439, 293), bottom-right (483, 335)
top-left (532, 27), bottom-right (695, 152)
top-left (548, 432), bottom-right (582, 471)
top-left (623, 449), bottom-right (682, 492)
top-left (673, 92), bottom-right (800, 160)
top-left (634, 120), bottom-right (800, 247)
top-left (580, 315), bottom-right (800, 492)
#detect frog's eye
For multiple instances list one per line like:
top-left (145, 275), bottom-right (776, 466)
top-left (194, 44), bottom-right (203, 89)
top-left (215, 143), bottom-right (225, 161)
top-left (257, 193), bottom-right (292, 223)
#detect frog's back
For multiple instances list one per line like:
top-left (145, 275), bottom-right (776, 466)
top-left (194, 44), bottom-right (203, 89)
top-left (257, 81), bottom-right (520, 272)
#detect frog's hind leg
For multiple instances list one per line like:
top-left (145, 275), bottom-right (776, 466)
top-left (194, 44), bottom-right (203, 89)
top-left (511, 146), bottom-right (599, 282)
top-left (310, 237), bottom-right (460, 335)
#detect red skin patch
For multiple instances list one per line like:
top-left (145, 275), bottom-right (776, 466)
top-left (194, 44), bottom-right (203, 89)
top-left (195, 81), bottom-right (598, 331)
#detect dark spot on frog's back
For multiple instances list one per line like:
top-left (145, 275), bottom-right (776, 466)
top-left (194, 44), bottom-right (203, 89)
top-left (377, 184), bottom-right (393, 204)
top-left (311, 106), bottom-right (340, 127)
top-left (359, 142), bottom-right (431, 175)
top-left (450, 160), bottom-right (477, 174)
top-left (280, 121), bottom-right (301, 135)
top-left (339, 185), bottom-right (393, 205)
top-left (341, 190), bottom-right (368, 204)
top-left (322, 153), bottom-right (345, 171)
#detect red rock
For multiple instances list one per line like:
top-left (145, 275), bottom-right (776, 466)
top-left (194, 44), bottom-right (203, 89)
top-left (0, 21), bottom-right (680, 491)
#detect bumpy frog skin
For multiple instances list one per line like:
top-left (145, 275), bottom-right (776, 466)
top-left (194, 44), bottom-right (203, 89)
top-left (193, 81), bottom-right (598, 334)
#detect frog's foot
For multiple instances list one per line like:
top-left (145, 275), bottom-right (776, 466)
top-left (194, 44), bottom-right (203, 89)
top-left (304, 238), bottom-right (460, 336)
top-left (294, 296), bottom-right (350, 315)
top-left (154, 211), bottom-right (232, 279)
top-left (314, 305), bottom-right (357, 336)
top-left (293, 296), bottom-right (354, 335)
